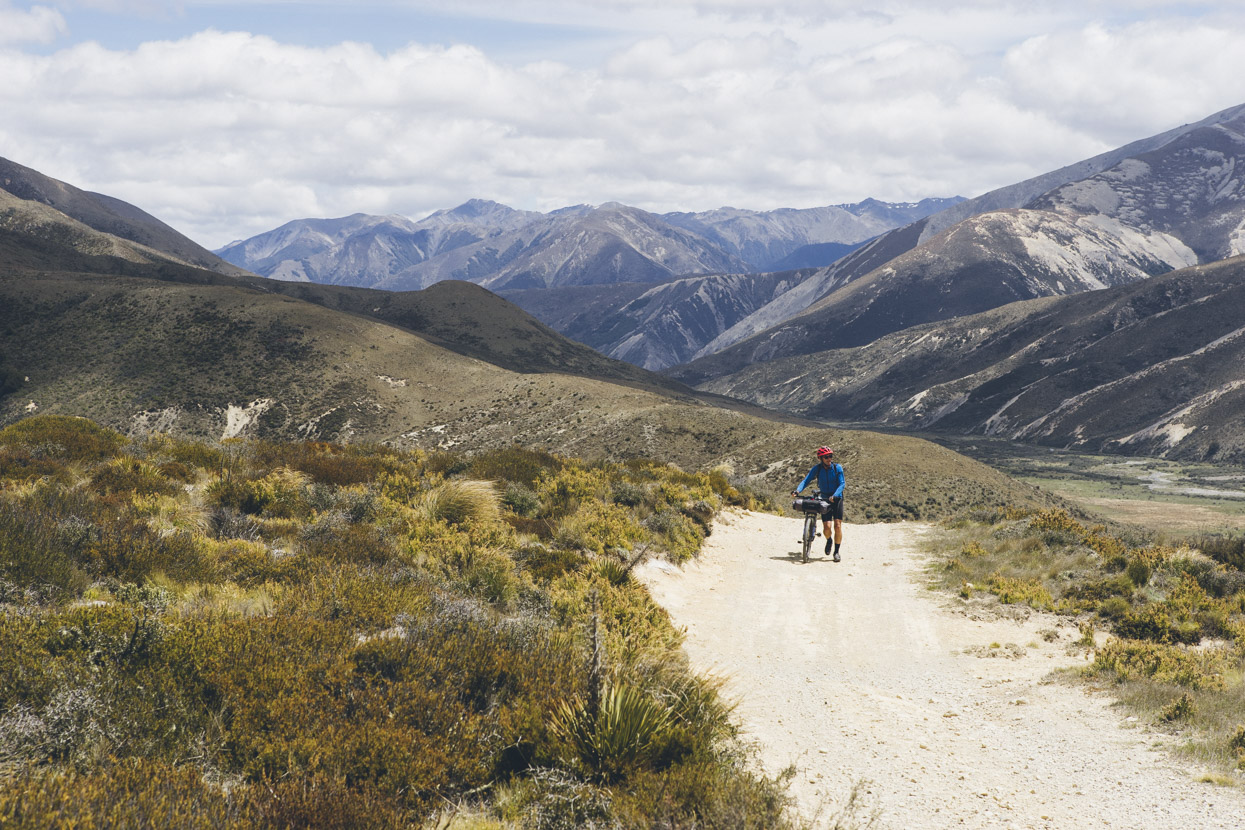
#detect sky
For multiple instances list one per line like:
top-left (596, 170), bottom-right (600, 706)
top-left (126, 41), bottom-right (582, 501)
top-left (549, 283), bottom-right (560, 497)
top-left (3, 1), bottom-right (1245, 249)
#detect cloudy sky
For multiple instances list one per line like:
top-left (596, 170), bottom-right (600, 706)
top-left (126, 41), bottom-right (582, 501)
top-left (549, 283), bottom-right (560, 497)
top-left (4, 1), bottom-right (1245, 248)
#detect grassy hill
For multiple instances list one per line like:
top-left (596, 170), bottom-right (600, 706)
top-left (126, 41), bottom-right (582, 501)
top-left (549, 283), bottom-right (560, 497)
top-left (0, 156), bottom-right (249, 277)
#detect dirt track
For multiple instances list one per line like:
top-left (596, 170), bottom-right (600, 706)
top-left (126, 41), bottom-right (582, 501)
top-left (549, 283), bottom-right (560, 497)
top-left (637, 509), bottom-right (1245, 829)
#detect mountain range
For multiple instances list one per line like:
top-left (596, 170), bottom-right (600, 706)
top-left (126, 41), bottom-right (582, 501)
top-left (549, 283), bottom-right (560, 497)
top-left (670, 101), bottom-right (1245, 384)
top-left (0, 157), bottom-right (1054, 518)
top-left (215, 197), bottom-right (961, 291)
top-left (7, 98), bottom-right (1245, 466)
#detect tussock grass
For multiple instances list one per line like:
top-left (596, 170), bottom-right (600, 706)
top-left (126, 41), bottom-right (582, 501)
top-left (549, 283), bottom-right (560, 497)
top-left (415, 479), bottom-right (499, 525)
top-left (927, 505), bottom-right (1245, 779)
top-left (0, 415), bottom-right (800, 828)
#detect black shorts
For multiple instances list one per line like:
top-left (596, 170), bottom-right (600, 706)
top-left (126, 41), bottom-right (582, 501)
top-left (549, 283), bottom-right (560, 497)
top-left (821, 497), bottom-right (844, 521)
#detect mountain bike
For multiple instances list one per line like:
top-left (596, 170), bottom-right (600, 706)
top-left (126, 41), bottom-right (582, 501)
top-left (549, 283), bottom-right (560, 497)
top-left (792, 491), bottom-right (830, 563)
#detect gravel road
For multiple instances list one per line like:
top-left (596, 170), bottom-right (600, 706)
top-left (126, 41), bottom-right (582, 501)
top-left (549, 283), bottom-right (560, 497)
top-left (636, 509), bottom-right (1244, 829)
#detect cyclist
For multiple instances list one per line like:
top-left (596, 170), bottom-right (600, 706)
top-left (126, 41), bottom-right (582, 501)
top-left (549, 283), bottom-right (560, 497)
top-left (792, 446), bottom-right (845, 561)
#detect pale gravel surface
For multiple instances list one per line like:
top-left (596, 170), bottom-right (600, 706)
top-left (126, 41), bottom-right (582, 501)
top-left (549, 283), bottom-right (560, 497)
top-left (636, 509), bottom-right (1245, 829)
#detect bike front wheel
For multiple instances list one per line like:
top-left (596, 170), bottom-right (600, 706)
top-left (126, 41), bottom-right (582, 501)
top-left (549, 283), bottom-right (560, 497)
top-left (801, 514), bottom-right (816, 563)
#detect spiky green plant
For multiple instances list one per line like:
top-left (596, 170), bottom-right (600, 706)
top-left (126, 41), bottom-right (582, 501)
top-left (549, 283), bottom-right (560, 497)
top-left (553, 682), bottom-right (674, 779)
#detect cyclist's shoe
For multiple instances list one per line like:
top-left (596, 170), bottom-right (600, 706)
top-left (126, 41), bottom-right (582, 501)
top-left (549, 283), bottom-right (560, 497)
top-left (833, 549), bottom-right (841, 562)
top-left (824, 539), bottom-right (832, 554)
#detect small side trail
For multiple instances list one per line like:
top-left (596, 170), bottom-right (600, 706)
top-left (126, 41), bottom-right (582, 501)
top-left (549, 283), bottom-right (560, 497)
top-left (636, 509), bottom-right (1244, 830)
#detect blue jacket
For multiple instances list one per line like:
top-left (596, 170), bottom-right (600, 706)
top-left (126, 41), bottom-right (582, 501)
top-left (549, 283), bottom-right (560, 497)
top-left (796, 462), bottom-right (844, 499)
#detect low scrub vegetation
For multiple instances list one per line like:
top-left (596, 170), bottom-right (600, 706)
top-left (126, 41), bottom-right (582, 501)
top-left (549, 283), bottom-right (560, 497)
top-left (0, 415), bottom-right (792, 828)
top-left (931, 508), bottom-right (1245, 775)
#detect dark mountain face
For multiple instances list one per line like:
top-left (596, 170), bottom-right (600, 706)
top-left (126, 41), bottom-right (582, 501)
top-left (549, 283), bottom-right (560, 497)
top-left (504, 269), bottom-right (809, 370)
top-left (769, 240), bottom-right (867, 271)
top-left (0, 156), bottom-right (249, 277)
top-left (698, 255), bottom-right (1245, 462)
top-left (671, 102), bottom-right (1245, 384)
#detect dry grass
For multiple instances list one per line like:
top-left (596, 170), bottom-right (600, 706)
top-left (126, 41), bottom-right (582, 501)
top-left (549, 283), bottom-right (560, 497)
top-left (925, 507), bottom-right (1245, 779)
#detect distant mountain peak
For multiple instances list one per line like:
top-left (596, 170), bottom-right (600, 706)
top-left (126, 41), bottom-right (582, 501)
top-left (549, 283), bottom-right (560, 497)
top-left (422, 198), bottom-right (522, 223)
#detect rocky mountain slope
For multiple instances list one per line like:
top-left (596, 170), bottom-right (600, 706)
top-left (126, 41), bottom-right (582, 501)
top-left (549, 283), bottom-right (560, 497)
top-left (503, 269), bottom-right (811, 370)
top-left (699, 255), bottom-right (1245, 462)
top-left (671, 101), bottom-right (1245, 384)
top-left (497, 201), bottom-right (962, 371)
top-left (660, 197), bottom-right (960, 268)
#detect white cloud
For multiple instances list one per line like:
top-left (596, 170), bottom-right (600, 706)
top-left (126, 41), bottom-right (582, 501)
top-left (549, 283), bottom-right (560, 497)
top-left (2, 2), bottom-right (1245, 247)
top-left (0, 2), bottom-right (66, 43)
top-left (1003, 20), bottom-right (1245, 143)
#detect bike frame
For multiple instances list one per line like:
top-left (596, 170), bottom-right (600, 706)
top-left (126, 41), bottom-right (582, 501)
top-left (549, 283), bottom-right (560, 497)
top-left (797, 490), bottom-right (827, 563)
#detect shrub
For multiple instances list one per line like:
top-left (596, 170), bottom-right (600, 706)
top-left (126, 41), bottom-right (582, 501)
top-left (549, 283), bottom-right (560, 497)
top-left (0, 421), bottom-right (776, 828)
top-left (1027, 509), bottom-right (1084, 536)
top-left (287, 442), bottom-right (403, 487)
top-left (985, 573), bottom-right (1053, 609)
top-left (1091, 640), bottom-right (1226, 690)
top-left (207, 468), bottom-right (310, 519)
top-left (1158, 693), bottom-right (1196, 722)
top-left (1126, 557), bottom-right (1152, 588)
top-left (554, 502), bottom-right (646, 556)
top-left (251, 775), bottom-right (411, 829)
top-left (644, 510), bottom-right (704, 563)
top-left (211, 506), bottom-right (262, 541)
top-left (498, 767), bottom-right (617, 830)
top-left (90, 457), bottom-right (179, 498)
top-left (517, 544), bottom-right (586, 583)
top-left (610, 480), bottom-right (646, 508)
top-left (537, 467), bottom-right (604, 517)
top-left (0, 759), bottom-right (262, 828)
top-left (1114, 606), bottom-right (1190, 644)
top-left (961, 541), bottom-right (989, 558)
top-left (300, 516), bottom-right (396, 567)
top-left (0, 415), bottom-right (126, 463)
top-left (0, 500), bottom-right (86, 597)
top-left (81, 515), bottom-right (213, 584)
top-left (1097, 596), bottom-right (1132, 621)
top-left (1195, 533), bottom-right (1245, 572)
top-left (468, 446), bottom-right (562, 487)
top-left (1229, 725), bottom-right (1245, 757)
top-left (502, 483), bottom-right (541, 518)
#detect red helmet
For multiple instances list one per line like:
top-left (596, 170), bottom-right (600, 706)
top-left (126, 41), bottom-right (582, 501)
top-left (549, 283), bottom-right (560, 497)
top-left (816, 446), bottom-right (834, 458)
